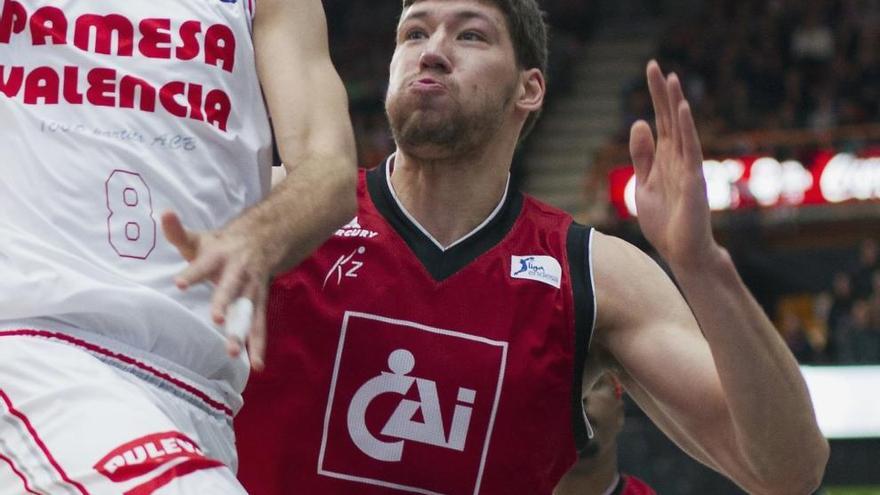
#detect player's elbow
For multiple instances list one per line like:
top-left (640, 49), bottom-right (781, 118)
top-left (320, 133), bottom-right (358, 225)
top-left (787, 438), bottom-right (829, 495)
top-left (284, 135), bottom-right (358, 227)
top-left (331, 161), bottom-right (358, 224)
top-left (749, 436), bottom-right (829, 495)
top-left (323, 149), bottom-right (358, 227)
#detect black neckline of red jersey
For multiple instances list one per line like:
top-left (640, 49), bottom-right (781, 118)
top-left (366, 159), bottom-right (524, 282)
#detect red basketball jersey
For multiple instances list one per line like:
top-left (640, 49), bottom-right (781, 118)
top-left (236, 160), bottom-right (595, 495)
top-left (618, 474), bottom-right (657, 495)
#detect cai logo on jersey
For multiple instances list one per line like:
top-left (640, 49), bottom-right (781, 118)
top-left (335, 217), bottom-right (379, 239)
top-left (347, 348), bottom-right (475, 461)
top-left (319, 312), bottom-right (508, 495)
top-left (510, 255), bottom-right (562, 289)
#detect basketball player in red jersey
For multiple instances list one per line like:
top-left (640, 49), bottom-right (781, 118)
top-left (235, 0), bottom-right (828, 493)
top-left (555, 373), bottom-right (657, 495)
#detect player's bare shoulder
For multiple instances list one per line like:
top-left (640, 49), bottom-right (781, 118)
top-left (589, 231), bottom-right (692, 347)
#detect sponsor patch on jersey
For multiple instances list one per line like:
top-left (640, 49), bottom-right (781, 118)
top-left (335, 216), bottom-right (379, 239)
top-left (323, 246), bottom-right (367, 289)
top-left (319, 311), bottom-right (508, 495)
top-left (94, 431), bottom-right (223, 489)
top-left (510, 255), bottom-right (562, 288)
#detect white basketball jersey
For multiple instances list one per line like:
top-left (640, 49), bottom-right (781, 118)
top-left (0, 0), bottom-right (272, 411)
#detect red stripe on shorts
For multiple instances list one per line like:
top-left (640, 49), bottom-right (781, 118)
top-left (0, 452), bottom-right (44, 495)
top-left (0, 389), bottom-right (91, 495)
top-left (0, 330), bottom-right (233, 418)
top-left (123, 457), bottom-right (225, 495)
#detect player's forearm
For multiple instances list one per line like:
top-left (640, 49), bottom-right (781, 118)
top-left (670, 247), bottom-right (828, 493)
top-left (227, 148), bottom-right (356, 275)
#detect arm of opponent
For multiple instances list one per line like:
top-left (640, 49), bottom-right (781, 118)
top-left (585, 61), bottom-right (828, 494)
top-left (162, 0), bottom-right (357, 369)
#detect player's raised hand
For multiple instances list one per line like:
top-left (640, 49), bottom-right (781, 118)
top-left (161, 210), bottom-right (269, 371)
top-left (629, 60), bottom-right (718, 269)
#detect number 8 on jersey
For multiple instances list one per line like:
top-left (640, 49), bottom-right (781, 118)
top-left (105, 170), bottom-right (157, 260)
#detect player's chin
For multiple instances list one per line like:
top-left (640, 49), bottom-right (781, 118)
top-left (395, 118), bottom-right (458, 152)
top-left (408, 110), bottom-right (451, 129)
top-left (399, 90), bottom-right (452, 112)
top-left (578, 439), bottom-right (600, 459)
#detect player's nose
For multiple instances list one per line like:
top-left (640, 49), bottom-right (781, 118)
top-left (419, 35), bottom-right (452, 73)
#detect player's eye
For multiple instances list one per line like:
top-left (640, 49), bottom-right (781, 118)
top-left (458, 30), bottom-right (486, 42)
top-left (404, 28), bottom-right (428, 41)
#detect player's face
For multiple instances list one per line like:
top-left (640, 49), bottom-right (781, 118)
top-left (581, 375), bottom-right (625, 459)
top-left (386, 0), bottom-right (520, 159)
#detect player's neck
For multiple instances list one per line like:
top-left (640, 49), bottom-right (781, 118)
top-left (390, 145), bottom-right (513, 249)
top-left (553, 451), bottom-right (619, 495)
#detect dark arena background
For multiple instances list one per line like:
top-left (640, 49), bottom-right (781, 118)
top-left (322, 0), bottom-right (880, 493)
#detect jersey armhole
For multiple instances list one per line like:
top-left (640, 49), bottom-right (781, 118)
top-left (566, 222), bottom-right (596, 453)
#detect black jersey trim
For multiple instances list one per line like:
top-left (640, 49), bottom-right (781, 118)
top-left (366, 159), bottom-right (524, 282)
top-left (568, 222), bottom-right (595, 454)
top-left (611, 475), bottom-right (626, 495)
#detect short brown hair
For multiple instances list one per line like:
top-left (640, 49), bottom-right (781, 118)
top-left (401, 0), bottom-right (549, 140)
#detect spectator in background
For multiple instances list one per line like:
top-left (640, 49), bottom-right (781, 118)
top-left (828, 272), bottom-right (855, 333)
top-left (820, 241), bottom-right (880, 365)
top-left (867, 270), bottom-right (880, 333)
top-left (780, 308), bottom-right (821, 364)
top-left (823, 271), bottom-right (861, 364)
top-left (806, 86), bottom-right (838, 131)
top-left (856, 29), bottom-right (880, 121)
top-left (851, 239), bottom-right (879, 300)
top-left (790, 4), bottom-right (835, 66)
top-left (554, 373), bottom-right (657, 495)
top-left (836, 300), bottom-right (880, 364)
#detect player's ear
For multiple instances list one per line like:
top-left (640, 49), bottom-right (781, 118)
top-left (516, 68), bottom-right (544, 113)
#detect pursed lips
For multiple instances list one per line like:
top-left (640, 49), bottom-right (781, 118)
top-left (409, 76), bottom-right (447, 92)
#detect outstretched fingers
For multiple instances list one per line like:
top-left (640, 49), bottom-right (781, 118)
top-left (161, 210), bottom-right (198, 261)
top-left (646, 60), bottom-right (672, 141)
top-left (162, 210), bottom-right (222, 290)
top-left (224, 296), bottom-right (252, 357)
top-left (678, 101), bottom-right (704, 175)
top-left (161, 210), bottom-right (270, 370)
top-left (666, 73), bottom-right (686, 156)
top-left (210, 261), bottom-right (248, 324)
top-left (645, 61), bottom-right (703, 180)
top-left (629, 120), bottom-right (656, 185)
top-left (246, 284), bottom-right (268, 371)
top-left (174, 251), bottom-right (222, 290)
top-left (223, 284), bottom-right (268, 372)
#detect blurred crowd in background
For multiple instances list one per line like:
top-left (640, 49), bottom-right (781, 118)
top-left (784, 239), bottom-right (880, 364)
top-left (623, 0), bottom-right (880, 139)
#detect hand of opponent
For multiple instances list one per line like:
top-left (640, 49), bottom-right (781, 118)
top-left (629, 60), bottom-right (720, 270)
top-left (161, 211), bottom-right (270, 371)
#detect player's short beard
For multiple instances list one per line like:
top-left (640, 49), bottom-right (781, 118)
top-left (580, 438), bottom-right (600, 459)
top-left (385, 79), bottom-right (516, 161)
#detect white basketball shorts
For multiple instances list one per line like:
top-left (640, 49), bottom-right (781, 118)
top-left (0, 330), bottom-right (248, 495)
